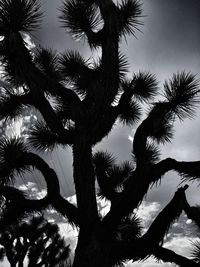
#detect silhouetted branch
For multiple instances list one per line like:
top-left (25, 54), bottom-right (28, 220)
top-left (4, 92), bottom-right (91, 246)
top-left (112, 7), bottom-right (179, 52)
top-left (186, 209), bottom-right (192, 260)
top-left (152, 246), bottom-right (199, 267)
top-left (0, 142), bottom-right (79, 225)
top-left (150, 158), bottom-right (200, 184)
top-left (183, 199), bottom-right (200, 230)
top-left (17, 152), bottom-right (79, 225)
top-left (141, 186), bottom-right (188, 246)
top-left (133, 72), bottom-right (199, 167)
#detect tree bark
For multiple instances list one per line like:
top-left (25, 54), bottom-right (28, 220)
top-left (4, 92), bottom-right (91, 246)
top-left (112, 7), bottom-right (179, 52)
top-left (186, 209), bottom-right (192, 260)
top-left (72, 135), bottom-right (102, 267)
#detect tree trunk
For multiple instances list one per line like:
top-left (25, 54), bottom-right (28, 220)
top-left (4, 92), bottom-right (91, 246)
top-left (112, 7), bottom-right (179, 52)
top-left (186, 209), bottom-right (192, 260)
top-left (73, 225), bottom-right (113, 267)
top-left (72, 135), bottom-right (98, 232)
top-left (72, 135), bottom-right (105, 267)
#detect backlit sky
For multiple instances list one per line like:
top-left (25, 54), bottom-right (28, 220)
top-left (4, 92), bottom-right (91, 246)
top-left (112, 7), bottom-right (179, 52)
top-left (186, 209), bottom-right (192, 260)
top-left (4, 1), bottom-right (200, 266)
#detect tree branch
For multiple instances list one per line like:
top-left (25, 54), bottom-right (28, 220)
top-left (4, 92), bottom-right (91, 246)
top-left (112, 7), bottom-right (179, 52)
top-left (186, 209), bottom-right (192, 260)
top-left (133, 102), bottom-right (171, 166)
top-left (0, 151), bottom-right (79, 226)
top-left (150, 158), bottom-right (200, 184)
top-left (141, 186), bottom-right (188, 246)
top-left (183, 198), bottom-right (200, 230)
top-left (152, 246), bottom-right (199, 267)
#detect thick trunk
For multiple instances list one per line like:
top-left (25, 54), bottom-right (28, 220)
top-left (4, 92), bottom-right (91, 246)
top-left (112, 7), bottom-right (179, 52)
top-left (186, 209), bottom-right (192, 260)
top-left (72, 135), bottom-right (100, 267)
top-left (73, 136), bottom-right (98, 230)
top-left (73, 225), bottom-right (113, 267)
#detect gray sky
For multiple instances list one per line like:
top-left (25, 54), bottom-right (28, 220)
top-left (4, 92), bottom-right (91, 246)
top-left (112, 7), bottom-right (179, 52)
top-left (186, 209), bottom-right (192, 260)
top-left (18, 1), bottom-right (200, 266)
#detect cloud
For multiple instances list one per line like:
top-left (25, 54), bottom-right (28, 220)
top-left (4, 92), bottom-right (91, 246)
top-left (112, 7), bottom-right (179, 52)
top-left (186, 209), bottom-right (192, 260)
top-left (135, 201), bottom-right (161, 230)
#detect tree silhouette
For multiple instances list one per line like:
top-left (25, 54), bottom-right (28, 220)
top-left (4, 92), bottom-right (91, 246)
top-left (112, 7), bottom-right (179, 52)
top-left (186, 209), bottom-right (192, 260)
top-left (0, 0), bottom-right (200, 266)
top-left (0, 215), bottom-right (71, 267)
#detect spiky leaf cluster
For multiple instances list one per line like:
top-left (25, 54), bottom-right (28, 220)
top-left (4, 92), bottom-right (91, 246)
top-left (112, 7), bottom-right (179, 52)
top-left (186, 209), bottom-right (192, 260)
top-left (0, 92), bottom-right (27, 120)
top-left (107, 161), bottom-right (133, 190)
top-left (0, 138), bottom-right (30, 183)
top-left (118, 97), bottom-right (141, 125)
top-left (118, 0), bottom-right (143, 37)
top-left (191, 240), bottom-right (200, 263)
top-left (59, 0), bottom-right (101, 40)
top-left (131, 72), bottom-right (158, 102)
top-left (163, 72), bottom-right (199, 120)
top-left (93, 151), bottom-right (116, 171)
top-left (116, 214), bottom-right (142, 241)
top-left (133, 141), bottom-right (160, 165)
top-left (148, 110), bottom-right (174, 144)
top-left (35, 48), bottom-right (61, 82)
top-left (29, 121), bottom-right (62, 151)
top-left (59, 51), bottom-right (95, 96)
top-left (0, 0), bottom-right (42, 34)
top-left (94, 151), bottom-right (133, 199)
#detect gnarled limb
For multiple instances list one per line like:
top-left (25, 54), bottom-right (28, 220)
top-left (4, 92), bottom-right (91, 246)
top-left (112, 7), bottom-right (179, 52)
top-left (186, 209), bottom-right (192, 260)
top-left (150, 158), bottom-right (200, 184)
top-left (141, 186), bottom-right (188, 246)
top-left (133, 102), bottom-right (171, 166)
top-left (0, 150), bottom-right (79, 226)
top-left (152, 246), bottom-right (199, 267)
top-left (183, 198), bottom-right (200, 230)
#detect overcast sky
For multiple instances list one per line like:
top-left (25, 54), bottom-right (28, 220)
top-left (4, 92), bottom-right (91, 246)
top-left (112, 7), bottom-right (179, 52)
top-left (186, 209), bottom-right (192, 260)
top-left (6, 1), bottom-right (200, 266)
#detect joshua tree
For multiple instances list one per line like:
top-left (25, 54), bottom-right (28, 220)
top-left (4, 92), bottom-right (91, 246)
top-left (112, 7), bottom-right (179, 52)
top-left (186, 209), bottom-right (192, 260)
top-left (0, 215), bottom-right (71, 267)
top-left (0, 0), bottom-right (200, 266)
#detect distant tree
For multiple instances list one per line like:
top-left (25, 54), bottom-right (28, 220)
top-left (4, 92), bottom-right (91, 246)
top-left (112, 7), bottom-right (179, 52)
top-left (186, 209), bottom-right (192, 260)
top-left (0, 215), bottom-right (70, 267)
top-left (0, 0), bottom-right (200, 266)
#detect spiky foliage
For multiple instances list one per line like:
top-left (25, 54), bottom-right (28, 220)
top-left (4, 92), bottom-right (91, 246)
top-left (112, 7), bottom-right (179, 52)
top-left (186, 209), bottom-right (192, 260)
top-left (94, 151), bottom-right (134, 200)
top-left (118, 0), bottom-right (143, 37)
top-left (118, 53), bottom-right (129, 81)
top-left (131, 72), bottom-right (158, 102)
top-left (133, 141), bottom-right (160, 165)
top-left (148, 111), bottom-right (174, 144)
top-left (118, 96), bottom-right (141, 125)
top-left (107, 161), bottom-right (133, 190)
top-left (163, 72), bottom-right (199, 120)
top-left (0, 138), bottom-right (29, 183)
top-left (29, 121), bottom-right (62, 151)
top-left (59, 51), bottom-right (94, 96)
top-left (0, 0), bottom-right (42, 34)
top-left (0, 91), bottom-right (27, 120)
top-left (93, 151), bottom-right (116, 171)
top-left (35, 48), bottom-right (61, 82)
top-left (116, 214), bottom-right (142, 241)
top-left (191, 240), bottom-right (200, 263)
top-left (59, 0), bottom-right (101, 41)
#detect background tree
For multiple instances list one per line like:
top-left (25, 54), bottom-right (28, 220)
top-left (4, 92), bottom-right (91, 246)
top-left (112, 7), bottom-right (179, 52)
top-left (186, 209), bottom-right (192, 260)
top-left (0, 215), bottom-right (71, 267)
top-left (0, 0), bottom-right (200, 266)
